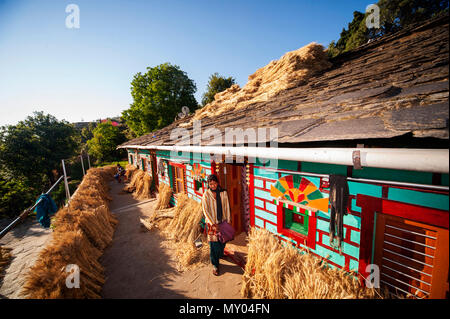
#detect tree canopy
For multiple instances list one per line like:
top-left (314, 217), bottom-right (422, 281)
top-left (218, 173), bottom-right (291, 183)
top-left (201, 73), bottom-right (236, 106)
top-left (328, 0), bottom-right (449, 58)
top-left (122, 63), bottom-right (198, 137)
top-left (87, 121), bottom-right (126, 163)
top-left (0, 112), bottom-right (79, 187)
top-left (0, 112), bottom-right (80, 217)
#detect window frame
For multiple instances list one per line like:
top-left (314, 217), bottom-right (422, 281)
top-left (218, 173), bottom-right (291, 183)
top-left (276, 200), bottom-right (317, 249)
top-left (169, 162), bottom-right (187, 194)
top-left (193, 178), bottom-right (206, 196)
top-left (283, 206), bottom-right (309, 236)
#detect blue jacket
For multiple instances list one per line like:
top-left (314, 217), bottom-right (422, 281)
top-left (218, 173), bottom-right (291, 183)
top-left (34, 194), bottom-right (58, 228)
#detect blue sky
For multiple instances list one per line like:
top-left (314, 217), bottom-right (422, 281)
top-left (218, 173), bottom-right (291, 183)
top-left (0, 0), bottom-right (372, 126)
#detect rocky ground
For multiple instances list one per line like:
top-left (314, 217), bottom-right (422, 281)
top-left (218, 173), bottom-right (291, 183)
top-left (0, 216), bottom-right (53, 299)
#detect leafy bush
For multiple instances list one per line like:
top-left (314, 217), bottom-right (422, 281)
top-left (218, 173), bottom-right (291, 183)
top-left (0, 177), bottom-right (36, 218)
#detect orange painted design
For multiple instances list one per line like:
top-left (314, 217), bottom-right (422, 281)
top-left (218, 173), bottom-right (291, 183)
top-left (307, 197), bottom-right (329, 213)
top-left (270, 175), bottom-right (329, 213)
top-left (191, 163), bottom-right (206, 181)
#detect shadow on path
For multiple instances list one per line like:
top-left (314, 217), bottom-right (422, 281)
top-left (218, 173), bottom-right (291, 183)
top-left (101, 181), bottom-right (186, 298)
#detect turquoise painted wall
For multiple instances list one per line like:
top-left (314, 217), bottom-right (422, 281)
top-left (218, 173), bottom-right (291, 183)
top-left (127, 149), bottom-right (449, 273)
top-left (252, 156), bottom-right (449, 272)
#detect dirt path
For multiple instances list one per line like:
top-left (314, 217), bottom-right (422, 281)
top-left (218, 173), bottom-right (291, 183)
top-left (101, 181), bottom-right (245, 299)
top-left (0, 216), bottom-right (53, 299)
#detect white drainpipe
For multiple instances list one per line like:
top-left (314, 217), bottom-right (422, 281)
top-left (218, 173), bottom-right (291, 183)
top-left (120, 145), bottom-right (449, 174)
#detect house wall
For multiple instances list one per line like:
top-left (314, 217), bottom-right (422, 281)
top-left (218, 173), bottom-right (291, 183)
top-left (127, 148), bottom-right (449, 278)
top-left (154, 150), bottom-right (214, 206)
top-left (251, 156), bottom-right (449, 275)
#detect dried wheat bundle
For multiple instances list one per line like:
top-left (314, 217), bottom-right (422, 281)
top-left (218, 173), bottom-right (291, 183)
top-left (167, 194), bottom-right (203, 244)
top-left (241, 227), bottom-right (385, 299)
top-left (154, 183), bottom-right (172, 211)
top-left (21, 230), bottom-right (105, 299)
top-left (21, 165), bottom-right (117, 299)
top-left (124, 164), bottom-right (138, 181)
top-left (133, 172), bottom-right (153, 200)
top-left (186, 43), bottom-right (331, 124)
top-left (173, 241), bottom-right (209, 271)
top-left (146, 192), bottom-right (209, 271)
top-left (53, 205), bottom-right (117, 251)
top-left (123, 169), bottom-right (145, 193)
top-left (0, 246), bottom-right (13, 277)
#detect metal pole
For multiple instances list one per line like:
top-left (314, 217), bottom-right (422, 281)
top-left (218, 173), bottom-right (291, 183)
top-left (62, 159), bottom-right (71, 200)
top-left (0, 175), bottom-right (64, 240)
top-left (87, 153), bottom-right (91, 169)
top-left (80, 154), bottom-right (85, 176)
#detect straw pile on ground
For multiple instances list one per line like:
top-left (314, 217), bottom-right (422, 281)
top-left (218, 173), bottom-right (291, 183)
top-left (166, 194), bottom-right (204, 243)
top-left (143, 192), bottom-right (209, 271)
top-left (241, 227), bottom-right (385, 299)
top-left (124, 164), bottom-right (138, 181)
top-left (154, 183), bottom-right (173, 211)
top-left (21, 166), bottom-right (118, 299)
top-left (0, 246), bottom-right (13, 278)
top-left (123, 164), bottom-right (154, 200)
top-left (185, 43), bottom-right (331, 123)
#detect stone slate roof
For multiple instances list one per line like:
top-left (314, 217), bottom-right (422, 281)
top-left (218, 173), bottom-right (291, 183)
top-left (120, 15), bottom-right (449, 149)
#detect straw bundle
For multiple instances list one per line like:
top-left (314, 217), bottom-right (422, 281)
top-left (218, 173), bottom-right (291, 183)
top-left (52, 205), bottom-right (116, 251)
top-left (142, 207), bottom-right (174, 230)
top-left (124, 164), bottom-right (138, 181)
top-left (145, 192), bottom-right (209, 271)
top-left (123, 169), bottom-right (144, 193)
top-left (21, 230), bottom-right (105, 298)
top-left (21, 166), bottom-right (117, 299)
top-left (167, 194), bottom-right (203, 244)
top-left (241, 227), bottom-right (385, 299)
top-left (68, 166), bottom-right (114, 210)
top-left (187, 43), bottom-right (331, 123)
top-left (164, 195), bottom-right (209, 270)
top-left (133, 172), bottom-right (154, 200)
top-left (154, 183), bottom-right (172, 211)
top-left (171, 241), bottom-right (209, 272)
top-left (122, 163), bottom-right (155, 199)
top-left (0, 246), bottom-right (13, 277)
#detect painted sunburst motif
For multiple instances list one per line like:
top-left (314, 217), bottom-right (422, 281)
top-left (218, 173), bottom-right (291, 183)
top-left (191, 163), bottom-right (206, 181)
top-left (270, 175), bottom-right (329, 213)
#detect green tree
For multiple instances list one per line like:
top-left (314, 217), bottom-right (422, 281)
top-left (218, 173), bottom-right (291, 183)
top-left (87, 121), bottom-right (126, 163)
top-left (122, 63), bottom-right (198, 136)
top-left (378, 0), bottom-right (449, 33)
top-left (80, 122), bottom-right (96, 143)
top-left (0, 176), bottom-right (35, 217)
top-left (0, 112), bottom-right (79, 188)
top-left (201, 73), bottom-right (236, 106)
top-left (327, 11), bottom-right (368, 58)
top-left (327, 0), bottom-right (449, 58)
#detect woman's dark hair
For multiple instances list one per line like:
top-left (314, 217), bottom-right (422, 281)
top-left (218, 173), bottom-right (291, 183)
top-left (207, 174), bottom-right (219, 183)
top-left (207, 174), bottom-right (226, 192)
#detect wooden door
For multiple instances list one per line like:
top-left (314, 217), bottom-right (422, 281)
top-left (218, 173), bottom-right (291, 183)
top-left (215, 162), bottom-right (244, 235)
top-left (150, 154), bottom-right (158, 188)
top-left (374, 213), bottom-right (449, 299)
top-left (141, 158), bottom-right (147, 172)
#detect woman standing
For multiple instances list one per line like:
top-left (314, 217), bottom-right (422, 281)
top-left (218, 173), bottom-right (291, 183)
top-left (201, 174), bottom-right (231, 276)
